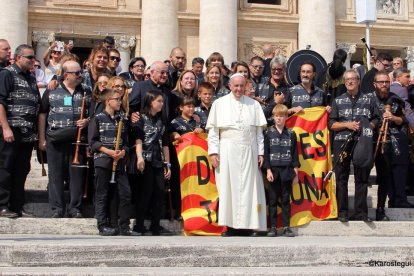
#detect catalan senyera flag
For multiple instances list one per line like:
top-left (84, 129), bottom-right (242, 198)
top-left (284, 106), bottom-right (338, 227)
top-left (176, 132), bottom-right (224, 236)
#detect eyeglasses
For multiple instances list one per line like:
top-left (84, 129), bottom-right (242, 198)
top-left (110, 97), bottom-right (122, 102)
top-left (133, 64), bottom-right (145, 69)
top-left (34, 65), bottom-right (41, 69)
top-left (66, 70), bottom-right (83, 76)
top-left (374, 80), bottom-right (390, 85)
top-left (251, 65), bottom-right (264, 70)
top-left (113, 84), bottom-right (126, 90)
top-left (155, 70), bottom-right (168, 75)
top-left (109, 56), bottom-right (121, 62)
top-left (52, 51), bottom-right (62, 55)
top-left (98, 81), bottom-right (108, 86)
top-left (22, 55), bottom-right (36, 60)
top-left (271, 68), bottom-right (284, 72)
top-left (144, 74), bottom-right (150, 78)
top-left (344, 77), bottom-right (358, 82)
top-left (379, 60), bottom-right (391, 68)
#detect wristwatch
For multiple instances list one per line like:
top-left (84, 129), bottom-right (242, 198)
top-left (165, 162), bottom-right (171, 169)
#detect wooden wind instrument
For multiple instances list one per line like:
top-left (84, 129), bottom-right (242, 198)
top-left (109, 117), bottom-right (123, 184)
top-left (72, 91), bottom-right (86, 165)
top-left (374, 104), bottom-right (390, 159)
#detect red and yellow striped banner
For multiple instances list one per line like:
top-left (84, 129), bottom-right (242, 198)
top-left (176, 132), bottom-right (224, 236)
top-left (284, 106), bottom-right (337, 227)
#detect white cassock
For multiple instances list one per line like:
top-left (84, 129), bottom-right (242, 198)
top-left (206, 93), bottom-right (267, 231)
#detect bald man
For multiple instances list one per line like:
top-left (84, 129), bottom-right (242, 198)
top-left (168, 47), bottom-right (186, 89)
top-left (206, 73), bottom-right (267, 236)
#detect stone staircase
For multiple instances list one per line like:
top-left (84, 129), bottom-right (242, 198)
top-left (0, 153), bottom-right (413, 275)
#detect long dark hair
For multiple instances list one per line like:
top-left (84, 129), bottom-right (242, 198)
top-left (142, 90), bottom-right (166, 120)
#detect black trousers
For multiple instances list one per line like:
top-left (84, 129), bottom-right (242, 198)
top-left (374, 146), bottom-right (392, 210)
top-left (333, 141), bottom-right (369, 219)
top-left (268, 167), bottom-right (292, 228)
top-left (168, 143), bottom-right (181, 218)
top-left (0, 128), bottom-right (34, 212)
top-left (134, 163), bottom-right (165, 232)
top-left (46, 137), bottom-right (85, 216)
top-left (94, 167), bottom-right (131, 230)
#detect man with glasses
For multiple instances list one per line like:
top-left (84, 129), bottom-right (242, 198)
top-left (262, 56), bottom-right (291, 125)
top-left (38, 60), bottom-right (91, 219)
top-left (367, 71), bottom-right (411, 221)
top-left (329, 69), bottom-right (380, 222)
top-left (249, 56), bottom-right (269, 108)
top-left (0, 44), bottom-right (40, 218)
top-left (361, 52), bottom-right (393, 94)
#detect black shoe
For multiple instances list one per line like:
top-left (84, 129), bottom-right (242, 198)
top-left (119, 229), bottom-right (141, 236)
top-left (133, 226), bottom-right (148, 235)
top-left (363, 216), bottom-right (373, 223)
top-left (282, 227), bottom-right (295, 237)
top-left (17, 209), bottom-right (36, 218)
top-left (221, 231), bottom-right (233, 237)
top-left (51, 212), bottom-right (63, 218)
top-left (0, 208), bottom-right (18, 218)
top-left (250, 231), bottom-right (260, 237)
top-left (338, 216), bottom-right (349, 222)
top-left (99, 226), bottom-right (117, 236)
top-left (376, 209), bottom-right (390, 221)
top-left (151, 226), bottom-right (173, 236)
top-left (69, 212), bottom-right (83, 218)
top-left (267, 227), bottom-right (277, 237)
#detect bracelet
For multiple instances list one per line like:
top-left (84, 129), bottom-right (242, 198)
top-left (166, 162), bottom-right (171, 168)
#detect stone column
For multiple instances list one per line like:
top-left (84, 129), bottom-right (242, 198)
top-left (0, 0), bottom-right (29, 51)
top-left (32, 31), bottom-right (55, 69)
top-left (141, 0), bottom-right (178, 65)
top-left (405, 47), bottom-right (414, 80)
top-left (116, 35), bottom-right (136, 73)
top-left (298, 0), bottom-right (336, 63)
top-left (199, 0), bottom-right (237, 64)
top-left (336, 43), bottom-right (357, 70)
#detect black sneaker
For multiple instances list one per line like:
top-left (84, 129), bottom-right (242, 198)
top-left (338, 216), bottom-right (349, 222)
top-left (51, 212), bottom-right (63, 218)
top-left (267, 227), bottom-right (277, 237)
top-left (151, 226), bottom-right (173, 236)
top-left (376, 210), bottom-right (390, 221)
top-left (69, 212), bottom-right (83, 219)
top-left (282, 227), bottom-right (295, 237)
top-left (17, 209), bottom-right (36, 218)
top-left (99, 226), bottom-right (117, 236)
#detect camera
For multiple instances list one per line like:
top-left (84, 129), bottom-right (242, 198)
top-left (54, 41), bottom-right (64, 52)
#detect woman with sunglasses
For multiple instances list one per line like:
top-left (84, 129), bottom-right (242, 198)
top-left (43, 41), bottom-right (64, 84)
top-left (90, 73), bottom-right (111, 118)
top-left (107, 49), bottom-right (121, 77)
top-left (119, 57), bottom-right (147, 89)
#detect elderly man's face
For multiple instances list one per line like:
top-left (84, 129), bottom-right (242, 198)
top-left (229, 75), bottom-right (246, 99)
top-left (151, 63), bottom-right (169, 85)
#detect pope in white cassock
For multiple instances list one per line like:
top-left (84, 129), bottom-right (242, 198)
top-left (206, 73), bottom-right (267, 235)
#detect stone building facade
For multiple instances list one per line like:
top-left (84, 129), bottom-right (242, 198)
top-left (1, 0), bottom-right (414, 74)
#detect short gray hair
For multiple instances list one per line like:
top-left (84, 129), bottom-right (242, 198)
top-left (270, 55), bottom-right (287, 69)
top-left (14, 44), bottom-right (33, 59)
top-left (393, 67), bottom-right (410, 79)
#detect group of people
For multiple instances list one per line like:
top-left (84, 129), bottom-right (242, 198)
top-left (0, 36), bottom-right (413, 237)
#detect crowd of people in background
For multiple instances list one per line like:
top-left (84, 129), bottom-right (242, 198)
top-left (0, 36), bottom-right (413, 237)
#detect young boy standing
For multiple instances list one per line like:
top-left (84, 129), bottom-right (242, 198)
top-left (194, 82), bottom-right (214, 129)
top-left (88, 89), bottom-right (138, 236)
top-left (264, 104), bottom-right (299, 237)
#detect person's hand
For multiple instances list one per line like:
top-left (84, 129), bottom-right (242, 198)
top-left (274, 93), bottom-right (285, 104)
top-left (210, 154), bottom-right (220, 169)
top-left (2, 127), bottom-right (14, 143)
top-left (131, 112), bottom-right (140, 123)
top-left (172, 133), bottom-right (182, 144)
top-left (266, 169), bottom-right (274, 182)
top-left (194, 128), bottom-right (204, 134)
top-left (76, 118), bottom-right (89, 129)
top-left (137, 156), bottom-right (145, 172)
top-left (347, 121), bottom-right (360, 131)
top-left (325, 105), bottom-right (332, 113)
top-left (383, 110), bottom-right (394, 121)
top-left (290, 106), bottom-right (304, 114)
top-left (39, 138), bottom-right (46, 151)
top-left (113, 149), bottom-right (125, 161)
top-left (193, 114), bottom-right (201, 123)
top-left (47, 80), bottom-right (58, 90)
top-left (258, 155), bottom-right (264, 168)
top-left (164, 167), bottom-right (171, 180)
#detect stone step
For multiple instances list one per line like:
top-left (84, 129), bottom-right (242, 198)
top-left (0, 266), bottom-right (411, 275)
top-left (0, 235), bottom-right (413, 268)
top-left (2, 218), bottom-right (414, 237)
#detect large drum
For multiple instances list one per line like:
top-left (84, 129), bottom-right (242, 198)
top-left (286, 49), bottom-right (327, 88)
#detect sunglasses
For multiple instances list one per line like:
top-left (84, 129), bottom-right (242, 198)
top-left (66, 70), bottom-right (83, 76)
top-left (109, 56), bottom-right (121, 62)
top-left (98, 81), bottom-right (108, 86)
top-left (52, 51), bottom-right (62, 55)
top-left (22, 55), bottom-right (36, 60)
